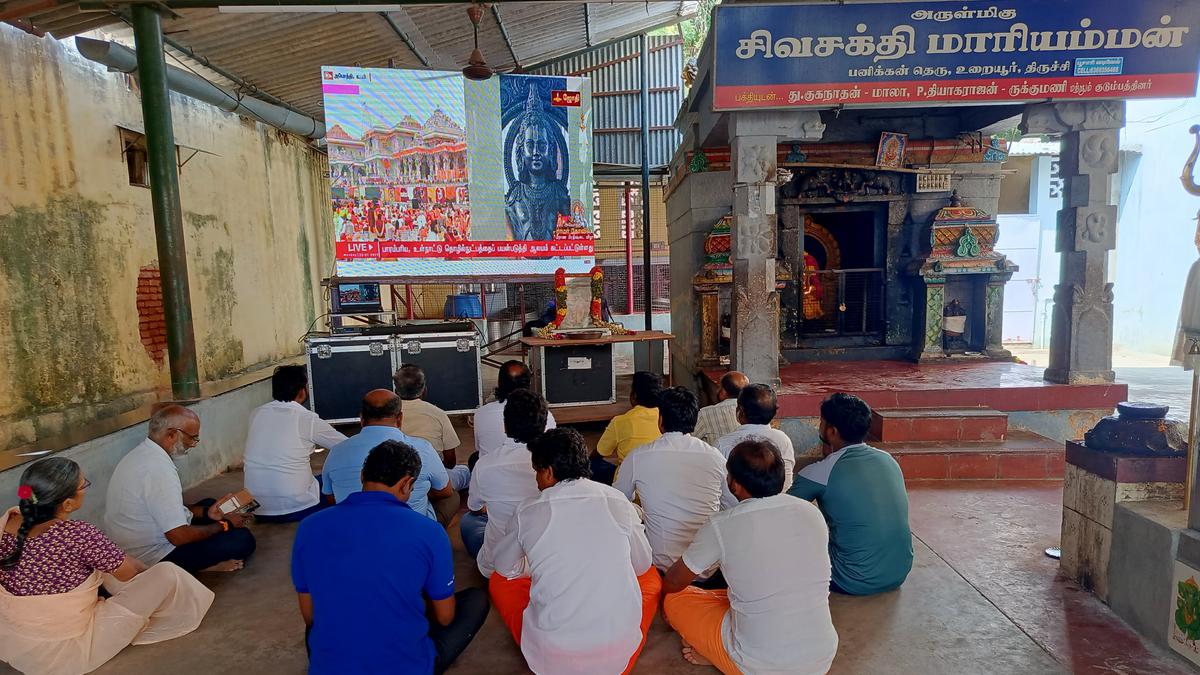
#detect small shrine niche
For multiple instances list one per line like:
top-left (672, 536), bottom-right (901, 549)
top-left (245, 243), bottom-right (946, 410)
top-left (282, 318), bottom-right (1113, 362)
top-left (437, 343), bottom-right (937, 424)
top-left (693, 216), bottom-right (733, 367)
top-left (908, 193), bottom-right (1017, 361)
top-left (692, 215), bottom-right (791, 366)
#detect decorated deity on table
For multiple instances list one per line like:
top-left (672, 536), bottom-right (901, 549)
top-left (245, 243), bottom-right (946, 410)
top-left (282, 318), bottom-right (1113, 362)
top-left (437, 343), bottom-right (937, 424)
top-left (534, 267), bottom-right (630, 339)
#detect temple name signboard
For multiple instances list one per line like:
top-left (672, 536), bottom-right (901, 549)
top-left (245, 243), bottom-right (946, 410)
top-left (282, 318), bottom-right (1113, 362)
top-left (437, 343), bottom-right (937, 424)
top-left (713, 0), bottom-right (1200, 110)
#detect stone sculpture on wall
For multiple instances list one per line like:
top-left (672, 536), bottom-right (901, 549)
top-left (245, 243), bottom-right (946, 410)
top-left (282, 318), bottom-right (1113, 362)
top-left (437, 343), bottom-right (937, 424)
top-left (779, 168), bottom-right (900, 202)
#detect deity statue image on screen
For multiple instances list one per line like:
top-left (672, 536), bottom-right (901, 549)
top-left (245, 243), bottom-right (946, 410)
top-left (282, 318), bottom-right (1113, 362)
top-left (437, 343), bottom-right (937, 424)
top-left (503, 79), bottom-right (572, 241)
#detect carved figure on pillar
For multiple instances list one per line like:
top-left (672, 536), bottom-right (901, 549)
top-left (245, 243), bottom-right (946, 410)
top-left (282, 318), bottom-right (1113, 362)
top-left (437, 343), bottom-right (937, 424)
top-left (1022, 101), bottom-right (1124, 384)
top-left (730, 133), bottom-right (781, 387)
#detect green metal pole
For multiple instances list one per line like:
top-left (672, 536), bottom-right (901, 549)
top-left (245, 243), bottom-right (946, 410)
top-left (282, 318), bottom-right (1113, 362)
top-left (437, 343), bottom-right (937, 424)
top-left (132, 5), bottom-right (201, 400)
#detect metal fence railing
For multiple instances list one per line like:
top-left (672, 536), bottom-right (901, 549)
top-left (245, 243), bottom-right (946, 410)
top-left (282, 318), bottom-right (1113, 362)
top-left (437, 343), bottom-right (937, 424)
top-left (790, 268), bottom-right (885, 338)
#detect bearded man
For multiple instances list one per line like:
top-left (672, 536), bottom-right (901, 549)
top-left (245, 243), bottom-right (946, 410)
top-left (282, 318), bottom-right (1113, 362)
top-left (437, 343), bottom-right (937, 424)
top-left (104, 405), bottom-right (256, 575)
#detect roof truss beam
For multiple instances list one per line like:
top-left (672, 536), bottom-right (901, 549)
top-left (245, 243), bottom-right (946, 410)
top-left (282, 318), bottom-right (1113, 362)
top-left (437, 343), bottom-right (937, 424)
top-left (490, 3), bottom-right (520, 71)
top-left (379, 10), bottom-right (429, 67)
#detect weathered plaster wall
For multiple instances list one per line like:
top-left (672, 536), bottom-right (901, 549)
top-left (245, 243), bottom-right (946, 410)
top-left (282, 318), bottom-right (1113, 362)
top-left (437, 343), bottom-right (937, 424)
top-left (0, 27), bottom-right (332, 451)
top-left (0, 379), bottom-right (273, 522)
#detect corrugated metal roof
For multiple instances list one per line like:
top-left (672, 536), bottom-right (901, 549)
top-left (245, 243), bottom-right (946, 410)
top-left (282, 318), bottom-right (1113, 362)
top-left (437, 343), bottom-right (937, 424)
top-left (535, 33), bottom-right (684, 169)
top-left (2, 1), bottom-right (695, 122)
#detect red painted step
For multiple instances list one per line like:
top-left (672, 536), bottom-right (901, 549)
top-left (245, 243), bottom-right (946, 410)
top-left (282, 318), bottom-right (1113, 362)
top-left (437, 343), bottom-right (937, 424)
top-left (869, 407), bottom-right (1008, 443)
top-left (878, 430), bottom-right (1065, 481)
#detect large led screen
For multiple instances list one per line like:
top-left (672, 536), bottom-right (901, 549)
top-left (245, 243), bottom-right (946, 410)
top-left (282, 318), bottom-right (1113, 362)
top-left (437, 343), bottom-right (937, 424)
top-left (322, 67), bottom-right (595, 278)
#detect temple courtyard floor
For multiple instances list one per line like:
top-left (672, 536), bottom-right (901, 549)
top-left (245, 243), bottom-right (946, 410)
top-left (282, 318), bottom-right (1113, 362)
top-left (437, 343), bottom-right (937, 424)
top-left (3, 418), bottom-right (1196, 674)
top-left (69, 479), bottom-right (1200, 672)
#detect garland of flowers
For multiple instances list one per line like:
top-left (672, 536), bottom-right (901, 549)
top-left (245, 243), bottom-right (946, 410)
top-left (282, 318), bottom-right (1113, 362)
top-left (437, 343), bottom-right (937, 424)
top-left (589, 266), bottom-right (604, 322)
top-left (588, 265), bottom-right (630, 335)
top-left (534, 267), bottom-right (630, 338)
top-left (551, 268), bottom-right (569, 328)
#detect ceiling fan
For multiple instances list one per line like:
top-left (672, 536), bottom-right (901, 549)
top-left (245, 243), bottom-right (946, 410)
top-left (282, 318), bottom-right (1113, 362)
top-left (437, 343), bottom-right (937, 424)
top-left (462, 2), bottom-right (493, 81)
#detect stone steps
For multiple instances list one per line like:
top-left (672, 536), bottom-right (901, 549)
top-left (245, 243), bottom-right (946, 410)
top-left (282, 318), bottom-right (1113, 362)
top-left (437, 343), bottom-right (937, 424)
top-left (878, 430), bottom-right (1065, 480)
top-left (869, 406), bottom-right (1008, 443)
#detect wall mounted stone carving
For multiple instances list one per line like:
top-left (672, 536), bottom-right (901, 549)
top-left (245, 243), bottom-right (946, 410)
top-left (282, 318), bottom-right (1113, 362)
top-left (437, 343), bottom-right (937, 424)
top-left (779, 168), bottom-right (900, 202)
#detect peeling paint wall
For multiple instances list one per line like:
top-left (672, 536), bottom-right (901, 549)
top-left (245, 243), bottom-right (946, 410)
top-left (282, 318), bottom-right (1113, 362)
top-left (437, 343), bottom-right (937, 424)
top-left (0, 27), bottom-right (333, 451)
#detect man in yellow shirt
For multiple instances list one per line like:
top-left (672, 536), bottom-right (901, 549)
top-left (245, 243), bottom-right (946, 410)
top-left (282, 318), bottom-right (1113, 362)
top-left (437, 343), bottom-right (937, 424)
top-left (592, 371), bottom-right (664, 484)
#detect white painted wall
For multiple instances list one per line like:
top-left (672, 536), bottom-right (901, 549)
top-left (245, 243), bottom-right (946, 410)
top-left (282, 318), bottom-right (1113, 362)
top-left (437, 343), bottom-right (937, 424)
top-left (1112, 98), bottom-right (1200, 358)
top-left (1001, 97), bottom-right (1200, 357)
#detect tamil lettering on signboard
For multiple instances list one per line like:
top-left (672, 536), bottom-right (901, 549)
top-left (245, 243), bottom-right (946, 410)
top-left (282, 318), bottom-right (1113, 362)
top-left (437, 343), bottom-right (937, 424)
top-left (713, 1), bottom-right (1200, 110)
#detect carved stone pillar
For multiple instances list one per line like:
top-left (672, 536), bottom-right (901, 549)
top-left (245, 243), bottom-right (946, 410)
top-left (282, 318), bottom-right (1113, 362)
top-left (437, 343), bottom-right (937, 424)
top-left (696, 287), bottom-right (721, 366)
top-left (728, 112), bottom-right (824, 388)
top-left (731, 133), bottom-right (781, 387)
top-left (1021, 101), bottom-right (1124, 384)
top-left (916, 277), bottom-right (945, 362)
top-left (984, 274), bottom-right (1013, 359)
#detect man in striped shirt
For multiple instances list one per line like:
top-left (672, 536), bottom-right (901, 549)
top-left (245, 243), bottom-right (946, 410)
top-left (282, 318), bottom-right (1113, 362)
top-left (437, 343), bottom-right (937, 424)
top-left (694, 371), bottom-right (748, 446)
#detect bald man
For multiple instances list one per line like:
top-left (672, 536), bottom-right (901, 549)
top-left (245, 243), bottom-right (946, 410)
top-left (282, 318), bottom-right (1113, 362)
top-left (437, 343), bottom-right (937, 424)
top-left (694, 371), bottom-right (749, 446)
top-left (105, 405), bottom-right (257, 574)
top-left (322, 390), bottom-right (458, 524)
top-left (716, 384), bottom-right (797, 508)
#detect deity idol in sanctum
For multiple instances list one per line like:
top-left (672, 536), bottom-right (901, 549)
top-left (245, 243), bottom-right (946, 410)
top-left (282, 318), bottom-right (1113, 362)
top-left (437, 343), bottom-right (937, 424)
top-left (802, 250), bottom-right (824, 320)
top-left (505, 87), bottom-right (571, 241)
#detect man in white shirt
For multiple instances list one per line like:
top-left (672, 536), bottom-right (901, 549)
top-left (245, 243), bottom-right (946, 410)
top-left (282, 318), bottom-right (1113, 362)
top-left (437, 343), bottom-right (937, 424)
top-left (472, 360), bottom-right (556, 459)
top-left (463, 389), bottom-right (546, 573)
top-left (243, 365), bottom-right (348, 522)
top-left (105, 405), bottom-right (256, 574)
top-left (662, 438), bottom-right (838, 674)
top-left (716, 383), bottom-right (796, 506)
top-left (395, 364), bottom-right (471, 492)
top-left (614, 386), bottom-right (726, 574)
top-left (488, 428), bottom-right (661, 675)
top-left (694, 371), bottom-right (748, 446)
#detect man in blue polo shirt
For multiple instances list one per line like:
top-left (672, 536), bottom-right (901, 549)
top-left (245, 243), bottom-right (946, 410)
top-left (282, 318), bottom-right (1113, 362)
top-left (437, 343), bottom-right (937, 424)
top-left (321, 389), bottom-right (457, 523)
top-left (292, 440), bottom-right (488, 674)
top-left (788, 392), bottom-right (913, 596)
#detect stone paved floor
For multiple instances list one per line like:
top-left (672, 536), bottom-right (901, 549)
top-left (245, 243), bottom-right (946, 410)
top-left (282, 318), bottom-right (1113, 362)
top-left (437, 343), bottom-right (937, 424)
top-left (59, 476), bottom-right (1193, 675)
top-left (3, 430), bottom-right (1194, 674)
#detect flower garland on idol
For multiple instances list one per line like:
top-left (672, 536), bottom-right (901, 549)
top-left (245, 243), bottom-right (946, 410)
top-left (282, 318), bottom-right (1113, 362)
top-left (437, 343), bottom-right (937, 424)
top-left (534, 266), bottom-right (630, 338)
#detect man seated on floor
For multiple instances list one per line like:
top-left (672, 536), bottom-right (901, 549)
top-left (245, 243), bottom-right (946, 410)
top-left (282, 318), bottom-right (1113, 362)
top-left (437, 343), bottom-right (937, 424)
top-left (243, 365), bottom-right (348, 523)
top-left (462, 389), bottom-right (546, 565)
top-left (293, 440), bottom-right (489, 675)
top-left (694, 371), bottom-right (749, 446)
top-left (593, 371), bottom-right (664, 485)
top-left (662, 439), bottom-right (838, 675)
top-left (789, 392), bottom-right (913, 596)
top-left (395, 364), bottom-right (471, 491)
top-left (490, 428), bottom-right (661, 675)
top-left (473, 360), bottom-right (557, 460)
top-left (105, 405), bottom-right (256, 574)
top-left (614, 386), bottom-right (726, 576)
top-left (322, 390), bottom-right (458, 526)
top-left (716, 384), bottom-right (796, 505)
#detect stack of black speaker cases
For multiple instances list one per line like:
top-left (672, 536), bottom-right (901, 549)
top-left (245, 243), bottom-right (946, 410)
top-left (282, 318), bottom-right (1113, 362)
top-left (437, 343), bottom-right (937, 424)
top-left (305, 324), bottom-right (482, 423)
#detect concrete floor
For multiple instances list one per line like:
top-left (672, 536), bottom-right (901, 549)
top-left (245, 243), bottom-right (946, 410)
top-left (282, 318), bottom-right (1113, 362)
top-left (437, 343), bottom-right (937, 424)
top-left (5, 430), bottom-right (1195, 674)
